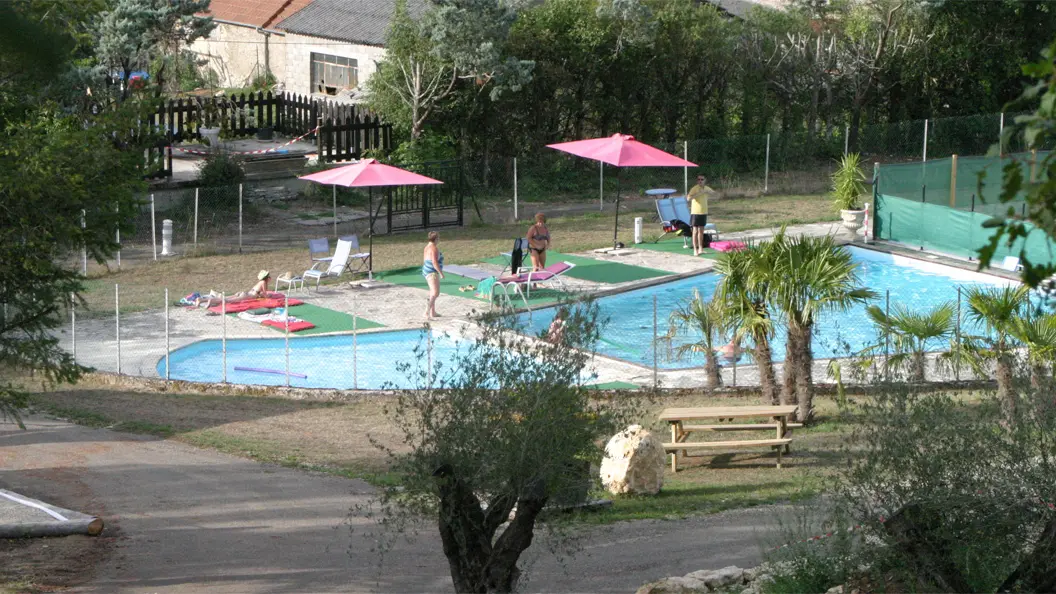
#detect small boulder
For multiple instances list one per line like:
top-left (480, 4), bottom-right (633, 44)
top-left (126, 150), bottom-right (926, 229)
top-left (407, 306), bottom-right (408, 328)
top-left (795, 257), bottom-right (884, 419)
top-left (600, 425), bottom-right (666, 495)
top-left (635, 576), bottom-right (710, 594)
top-left (688, 566), bottom-right (744, 589)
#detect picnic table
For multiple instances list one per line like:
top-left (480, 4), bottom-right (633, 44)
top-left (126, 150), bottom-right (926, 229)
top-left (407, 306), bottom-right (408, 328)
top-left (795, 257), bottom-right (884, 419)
top-left (659, 405), bottom-right (800, 471)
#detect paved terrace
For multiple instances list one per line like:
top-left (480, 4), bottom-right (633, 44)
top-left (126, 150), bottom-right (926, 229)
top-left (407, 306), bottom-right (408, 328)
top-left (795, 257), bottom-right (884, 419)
top-left (61, 222), bottom-right (848, 389)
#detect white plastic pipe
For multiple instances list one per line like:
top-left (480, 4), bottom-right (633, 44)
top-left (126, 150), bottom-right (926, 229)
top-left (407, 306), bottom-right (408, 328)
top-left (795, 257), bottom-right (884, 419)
top-left (923, 119), bottom-right (929, 162)
top-left (70, 292), bottom-right (76, 363)
top-left (333, 185), bottom-right (337, 238)
top-left (161, 219), bottom-right (173, 256)
top-left (999, 112), bottom-right (1005, 157)
top-left (683, 141), bottom-right (689, 196)
top-left (81, 209), bottom-right (87, 276)
top-left (238, 184), bottom-right (243, 253)
top-left (115, 204), bottom-right (121, 270)
top-left (222, 293), bottom-right (227, 384)
top-left (764, 134), bottom-right (771, 194)
top-left (285, 293), bottom-right (291, 388)
top-left (352, 295), bottom-right (358, 390)
top-left (513, 157), bottom-right (518, 221)
top-left (599, 162), bottom-right (604, 210)
top-left (193, 188), bottom-right (199, 249)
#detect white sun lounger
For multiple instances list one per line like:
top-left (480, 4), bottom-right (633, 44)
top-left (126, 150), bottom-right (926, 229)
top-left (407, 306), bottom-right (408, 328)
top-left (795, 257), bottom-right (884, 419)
top-left (492, 261), bottom-right (576, 310)
top-left (303, 238), bottom-right (353, 289)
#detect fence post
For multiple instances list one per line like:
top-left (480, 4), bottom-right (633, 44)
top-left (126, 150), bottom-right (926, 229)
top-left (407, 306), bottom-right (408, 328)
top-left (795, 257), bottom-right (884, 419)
top-left (844, 124), bottom-right (849, 156)
top-left (653, 295), bottom-right (658, 390)
top-left (999, 112), bottom-right (1005, 157)
top-left (683, 141), bottom-right (689, 197)
top-left (151, 194), bottom-right (157, 261)
top-left (352, 295), bottom-right (358, 390)
top-left (333, 185), bottom-right (338, 239)
top-left (115, 203), bottom-right (121, 270)
top-left (238, 184), bottom-right (243, 254)
top-left (285, 293), bottom-right (291, 388)
top-left (81, 209), bottom-right (87, 276)
top-left (884, 289), bottom-right (890, 383)
top-left (1031, 149), bottom-right (1038, 183)
top-left (949, 154), bottom-right (958, 208)
top-left (194, 187), bottom-right (199, 250)
top-left (599, 162), bottom-right (604, 211)
top-left (115, 284), bottom-right (121, 375)
top-left (70, 292), bottom-right (76, 364)
top-left (923, 119), bottom-right (929, 163)
top-left (164, 288), bottom-right (170, 381)
top-left (764, 133), bottom-right (770, 194)
top-left (222, 293), bottom-right (227, 384)
top-left (955, 286), bottom-right (961, 382)
top-left (513, 157), bottom-right (518, 221)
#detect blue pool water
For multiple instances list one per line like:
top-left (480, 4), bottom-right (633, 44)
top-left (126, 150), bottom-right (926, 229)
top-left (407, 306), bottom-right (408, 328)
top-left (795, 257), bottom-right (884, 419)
top-left (518, 247), bottom-right (1018, 369)
top-left (160, 329), bottom-right (457, 390)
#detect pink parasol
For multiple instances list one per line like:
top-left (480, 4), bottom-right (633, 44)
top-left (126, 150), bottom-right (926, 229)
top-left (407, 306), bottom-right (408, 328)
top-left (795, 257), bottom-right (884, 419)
top-left (547, 134), bottom-right (696, 248)
top-left (300, 159), bottom-right (443, 277)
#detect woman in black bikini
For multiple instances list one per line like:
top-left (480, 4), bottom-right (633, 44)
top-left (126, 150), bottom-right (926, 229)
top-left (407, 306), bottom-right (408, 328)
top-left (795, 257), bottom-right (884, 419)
top-left (526, 212), bottom-right (550, 272)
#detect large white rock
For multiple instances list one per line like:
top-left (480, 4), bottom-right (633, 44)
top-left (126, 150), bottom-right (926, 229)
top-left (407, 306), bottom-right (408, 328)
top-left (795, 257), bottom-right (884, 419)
top-left (600, 424), bottom-right (666, 495)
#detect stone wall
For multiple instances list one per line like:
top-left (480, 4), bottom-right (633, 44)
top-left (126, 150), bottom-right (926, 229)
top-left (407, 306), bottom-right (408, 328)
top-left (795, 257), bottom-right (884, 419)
top-left (281, 33), bottom-right (387, 97)
top-left (189, 23), bottom-right (287, 89)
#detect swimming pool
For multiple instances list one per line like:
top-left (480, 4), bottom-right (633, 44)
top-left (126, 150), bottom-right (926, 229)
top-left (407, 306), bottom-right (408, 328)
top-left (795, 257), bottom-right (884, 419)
top-left (160, 329), bottom-right (456, 390)
top-left (518, 246), bottom-right (1019, 369)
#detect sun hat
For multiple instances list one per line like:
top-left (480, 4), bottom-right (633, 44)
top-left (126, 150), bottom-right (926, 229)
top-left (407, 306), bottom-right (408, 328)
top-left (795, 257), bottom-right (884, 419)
top-left (258, 270), bottom-right (270, 280)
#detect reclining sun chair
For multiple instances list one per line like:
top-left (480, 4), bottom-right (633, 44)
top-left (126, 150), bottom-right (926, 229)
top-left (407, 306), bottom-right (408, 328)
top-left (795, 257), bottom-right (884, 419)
top-left (492, 261), bottom-right (576, 310)
top-left (656, 198), bottom-right (692, 247)
top-left (303, 238), bottom-right (353, 289)
top-left (340, 234), bottom-right (372, 275)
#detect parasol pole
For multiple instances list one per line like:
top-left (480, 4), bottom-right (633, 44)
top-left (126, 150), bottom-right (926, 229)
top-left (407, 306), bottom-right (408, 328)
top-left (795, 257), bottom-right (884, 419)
top-left (612, 168), bottom-right (622, 249)
top-left (367, 187), bottom-right (374, 280)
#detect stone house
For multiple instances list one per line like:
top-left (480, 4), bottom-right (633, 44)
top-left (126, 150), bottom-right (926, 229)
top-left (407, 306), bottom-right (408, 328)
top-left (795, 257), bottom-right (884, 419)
top-left (190, 0), bottom-right (426, 103)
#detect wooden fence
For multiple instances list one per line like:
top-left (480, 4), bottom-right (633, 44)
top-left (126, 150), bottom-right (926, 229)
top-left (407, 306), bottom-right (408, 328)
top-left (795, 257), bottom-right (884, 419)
top-left (149, 91), bottom-right (392, 174)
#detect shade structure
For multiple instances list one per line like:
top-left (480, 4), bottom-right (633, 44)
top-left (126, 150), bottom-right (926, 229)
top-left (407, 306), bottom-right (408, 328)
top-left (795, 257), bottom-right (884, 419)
top-left (299, 159), bottom-right (443, 277)
top-left (546, 134), bottom-right (696, 168)
top-left (547, 134), bottom-right (696, 248)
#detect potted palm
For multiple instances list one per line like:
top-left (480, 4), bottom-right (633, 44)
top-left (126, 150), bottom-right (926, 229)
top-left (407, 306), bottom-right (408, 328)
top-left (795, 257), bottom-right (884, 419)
top-left (832, 152), bottom-right (868, 231)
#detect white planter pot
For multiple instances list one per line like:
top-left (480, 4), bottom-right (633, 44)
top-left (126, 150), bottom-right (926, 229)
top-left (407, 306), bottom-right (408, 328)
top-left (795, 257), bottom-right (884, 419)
top-left (200, 127), bottom-right (221, 150)
top-left (840, 209), bottom-right (866, 231)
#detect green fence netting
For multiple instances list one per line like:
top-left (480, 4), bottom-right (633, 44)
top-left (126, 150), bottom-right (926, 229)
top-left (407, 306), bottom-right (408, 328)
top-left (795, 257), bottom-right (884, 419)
top-left (874, 194), bottom-right (1056, 267)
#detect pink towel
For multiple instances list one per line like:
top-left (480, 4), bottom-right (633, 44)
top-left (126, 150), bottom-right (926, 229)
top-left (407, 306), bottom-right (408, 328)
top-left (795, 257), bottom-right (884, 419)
top-left (710, 241), bottom-right (747, 252)
top-left (500, 262), bottom-right (572, 284)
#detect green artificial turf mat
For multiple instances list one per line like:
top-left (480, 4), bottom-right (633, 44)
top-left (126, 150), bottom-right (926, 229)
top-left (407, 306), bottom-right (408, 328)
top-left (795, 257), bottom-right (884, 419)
top-left (233, 303), bottom-right (384, 335)
top-left (634, 239), bottom-right (721, 259)
top-left (481, 251), bottom-right (671, 283)
top-left (378, 267), bottom-right (566, 308)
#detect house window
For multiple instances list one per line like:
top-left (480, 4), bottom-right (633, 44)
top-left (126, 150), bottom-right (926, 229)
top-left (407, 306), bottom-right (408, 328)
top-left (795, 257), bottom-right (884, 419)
top-left (311, 52), bottom-right (358, 95)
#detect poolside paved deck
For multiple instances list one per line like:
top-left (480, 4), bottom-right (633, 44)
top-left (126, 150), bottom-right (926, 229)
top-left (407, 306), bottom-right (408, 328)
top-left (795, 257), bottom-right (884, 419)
top-left (57, 222), bottom-right (852, 389)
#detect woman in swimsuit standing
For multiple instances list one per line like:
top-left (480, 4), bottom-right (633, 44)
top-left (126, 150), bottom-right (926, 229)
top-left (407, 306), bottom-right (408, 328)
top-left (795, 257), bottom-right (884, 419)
top-left (422, 231), bottom-right (445, 320)
top-left (526, 212), bottom-right (550, 272)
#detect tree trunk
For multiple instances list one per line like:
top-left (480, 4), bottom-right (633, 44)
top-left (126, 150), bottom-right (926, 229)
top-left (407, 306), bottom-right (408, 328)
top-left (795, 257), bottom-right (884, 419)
top-left (433, 465), bottom-right (547, 593)
top-left (781, 327), bottom-right (799, 406)
top-left (848, 105), bottom-right (862, 153)
top-left (996, 352), bottom-right (1016, 418)
top-left (1030, 362), bottom-right (1047, 392)
top-left (912, 351), bottom-right (927, 383)
top-left (753, 333), bottom-right (779, 405)
top-left (705, 351), bottom-right (723, 390)
top-left (794, 324), bottom-right (814, 423)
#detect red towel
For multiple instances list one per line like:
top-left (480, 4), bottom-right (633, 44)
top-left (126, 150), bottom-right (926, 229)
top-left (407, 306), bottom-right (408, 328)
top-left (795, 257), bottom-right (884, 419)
top-left (710, 241), bottom-right (747, 252)
top-left (261, 319), bottom-right (315, 332)
top-left (209, 296), bottom-right (304, 313)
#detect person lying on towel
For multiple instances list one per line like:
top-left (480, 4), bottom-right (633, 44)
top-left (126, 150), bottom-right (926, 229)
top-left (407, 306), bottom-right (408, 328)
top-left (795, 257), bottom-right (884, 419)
top-left (199, 270), bottom-right (272, 307)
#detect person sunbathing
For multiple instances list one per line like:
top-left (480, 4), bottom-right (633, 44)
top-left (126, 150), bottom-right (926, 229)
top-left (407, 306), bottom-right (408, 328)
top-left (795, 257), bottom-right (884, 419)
top-left (198, 270), bottom-right (272, 307)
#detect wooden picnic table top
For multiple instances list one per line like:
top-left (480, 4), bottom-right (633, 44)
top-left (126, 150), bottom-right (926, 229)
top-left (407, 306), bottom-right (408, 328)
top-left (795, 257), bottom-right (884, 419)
top-left (658, 405), bottom-right (798, 422)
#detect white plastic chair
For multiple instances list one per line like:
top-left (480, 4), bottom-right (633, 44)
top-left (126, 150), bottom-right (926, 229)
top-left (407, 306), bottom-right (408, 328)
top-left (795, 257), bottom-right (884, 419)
top-left (999, 256), bottom-right (1023, 272)
top-left (304, 238), bottom-right (352, 289)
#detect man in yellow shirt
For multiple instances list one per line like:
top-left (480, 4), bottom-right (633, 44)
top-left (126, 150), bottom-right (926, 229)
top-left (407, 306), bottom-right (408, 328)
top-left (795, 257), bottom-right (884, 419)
top-left (687, 175), bottom-right (715, 256)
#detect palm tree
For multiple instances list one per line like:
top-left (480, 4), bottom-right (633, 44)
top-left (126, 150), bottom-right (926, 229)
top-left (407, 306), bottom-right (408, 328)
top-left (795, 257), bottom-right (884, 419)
top-left (715, 241), bottom-right (780, 404)
top-left (864, 302), bottom-right (955, 382)
top-left (766, 231), bottom-right (875, 423)
top-left (962, 285), bottom-right (1030, 412)
top-left (1011, 313), bottom-right (1056, 390)
top-left (669, 290), bottom-right (727, 389)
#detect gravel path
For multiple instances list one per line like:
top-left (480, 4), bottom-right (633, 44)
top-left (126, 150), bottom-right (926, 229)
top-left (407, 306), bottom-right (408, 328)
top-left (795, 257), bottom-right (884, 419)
top-left (1, 415), bottom-right (800, 593)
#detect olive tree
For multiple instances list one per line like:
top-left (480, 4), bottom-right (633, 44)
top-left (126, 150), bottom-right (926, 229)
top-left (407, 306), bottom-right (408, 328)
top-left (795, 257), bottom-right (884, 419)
top-left (369, 302), bottom-right (640, 593)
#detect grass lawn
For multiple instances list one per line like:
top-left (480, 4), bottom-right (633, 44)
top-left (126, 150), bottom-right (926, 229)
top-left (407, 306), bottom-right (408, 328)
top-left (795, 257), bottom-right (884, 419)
top-left (77, 194), bottom-right (834, 318)
top-left (28, 381), bottom-right (848, 523)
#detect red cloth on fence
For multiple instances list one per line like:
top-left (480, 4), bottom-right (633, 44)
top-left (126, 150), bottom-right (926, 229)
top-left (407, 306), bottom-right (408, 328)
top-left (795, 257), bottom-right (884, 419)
top-left (261, 319), bottom-right (315, 332)
top-left (208, 294), bottom-right (304, 314)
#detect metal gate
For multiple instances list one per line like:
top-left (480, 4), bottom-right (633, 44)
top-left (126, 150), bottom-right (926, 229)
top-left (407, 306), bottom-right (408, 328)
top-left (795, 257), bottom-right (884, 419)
top-left (383, 160), bottom-right (464, 233)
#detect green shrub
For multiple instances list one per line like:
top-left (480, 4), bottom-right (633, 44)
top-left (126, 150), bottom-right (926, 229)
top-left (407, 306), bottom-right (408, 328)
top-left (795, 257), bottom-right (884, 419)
top-left (196, 151), bottom-right (245, 188)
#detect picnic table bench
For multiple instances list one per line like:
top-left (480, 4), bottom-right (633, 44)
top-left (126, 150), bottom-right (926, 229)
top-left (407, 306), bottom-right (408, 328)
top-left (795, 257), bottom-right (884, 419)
top-left (659, 405), bottom-right (800, 471)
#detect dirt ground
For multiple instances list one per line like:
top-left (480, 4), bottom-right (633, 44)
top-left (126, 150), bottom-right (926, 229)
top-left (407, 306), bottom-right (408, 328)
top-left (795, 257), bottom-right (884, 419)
top-left (0, 533), bottom-right (113, 593)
